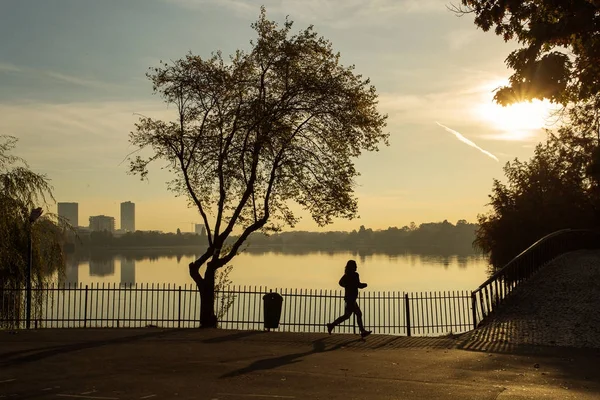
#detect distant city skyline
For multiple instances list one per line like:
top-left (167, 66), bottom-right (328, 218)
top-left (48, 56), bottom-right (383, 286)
top-left (57, 200), bottom-right (205, 233)
top-left (56, 199), bottom-right (478, 233)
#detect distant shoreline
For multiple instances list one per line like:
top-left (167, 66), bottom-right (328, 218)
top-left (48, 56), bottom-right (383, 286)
top-left (73, 243), bottom-right (482, 251)
top-left (69, 243), bottom-right (484, 259)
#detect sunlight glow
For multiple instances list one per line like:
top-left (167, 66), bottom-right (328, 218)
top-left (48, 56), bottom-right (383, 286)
top-left (475, 80), bottom-right (555, 141)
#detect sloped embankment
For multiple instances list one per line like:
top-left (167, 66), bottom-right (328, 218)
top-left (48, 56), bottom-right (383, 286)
top-left (466, 250), bottom-right (600, 349)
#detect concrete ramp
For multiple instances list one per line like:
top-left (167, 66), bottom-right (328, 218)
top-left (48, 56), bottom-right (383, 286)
top-left (462, 250), bottom-right (600, 350)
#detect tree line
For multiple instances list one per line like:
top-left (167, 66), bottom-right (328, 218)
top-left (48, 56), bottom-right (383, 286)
top-left (70, 220), bottom-right (479, 254)
top-left (72, 229), bottom-right (207, 249)
top-left (235, 220), bottom-right (479, 253)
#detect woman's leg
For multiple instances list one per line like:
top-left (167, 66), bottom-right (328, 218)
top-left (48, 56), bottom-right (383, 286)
top-left (331, 301), bottom-right (353, 326)
top-left (351, 301), bottom-right (365, 332)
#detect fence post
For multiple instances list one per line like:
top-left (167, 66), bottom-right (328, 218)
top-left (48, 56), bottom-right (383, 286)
top-left (471, 292), bottom-right (477, 330)
top-left (494, 280), bottom-right (500, 308)
top-left (178, 286), bottom-right (181, 329)
top-left (84, 285), bottom-right (88, 328)
top-left (404, 293), bottom-right (411, 337)
top-left (25, 225), bottom-right (33, 329)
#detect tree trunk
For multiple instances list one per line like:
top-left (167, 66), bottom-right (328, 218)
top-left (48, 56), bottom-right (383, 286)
top-left (199, 265), bottom-right (218, 328)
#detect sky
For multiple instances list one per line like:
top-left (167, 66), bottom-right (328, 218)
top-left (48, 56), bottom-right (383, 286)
top-left (0, 0), bottom-right (558, 233)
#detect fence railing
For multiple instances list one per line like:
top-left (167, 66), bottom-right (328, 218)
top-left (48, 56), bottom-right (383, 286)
top-left (471, 229), bottom-right (600, 328)
top-left (1, 283), bottom-right (473, 336)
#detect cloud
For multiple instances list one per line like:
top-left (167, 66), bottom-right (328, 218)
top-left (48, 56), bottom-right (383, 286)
top-left (166, 0), bottom-right (257, 15)
top-left (378, 87), bottom-right (484, 128)
top-left (167, 0), bottom-right (254, 14)
top-left (166, 0), bottom-right (447, 26)
top-left (0, 99), bottom-right (175, 170)
top-left (0, 99), bottom-right (183, 213)
top-left (435, 122), bottom-right (499, 162)
top-left (0, 61), bottom-right (116, 90)
top-left (0, 62), bottom-right (21, 72)
top-left (42, 71), bottom-right (114, 90)
top-left (377, 70), bottom-right (553, 145)
top-left (481, 131), bottom-right (542, 142)
top-left (445, 29), bottom-right (478, 50)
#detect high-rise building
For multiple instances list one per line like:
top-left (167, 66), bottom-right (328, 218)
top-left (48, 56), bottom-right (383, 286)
top-left (89, 215), bottom-right (115, 233)
top-left (195, 223), bottom-right (206, 236)
top-left (120, 201), bottom-right (135, 232)
top-left (57, 202), bottom-right (78, 227)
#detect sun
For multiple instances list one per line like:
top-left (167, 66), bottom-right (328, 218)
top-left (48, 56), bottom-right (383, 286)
top-left (474, 80), bottom-right (556, 140)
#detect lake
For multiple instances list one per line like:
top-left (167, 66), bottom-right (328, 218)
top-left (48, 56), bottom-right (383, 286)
top-left (63, 249), bottom-right (490, 293)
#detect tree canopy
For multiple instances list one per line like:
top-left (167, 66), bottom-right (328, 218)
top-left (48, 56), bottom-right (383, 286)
top-left (241, 220), bottom-right (478, 254)
top-left (475, 125), bottom-right (600, 268)
top-left (453, 0), bottom-right (600, 106)
top-left (1, 135), bottom-right (67, 326)
top-left (129, 8), bottom-right (388, 327)
top-left (0, 136), bottom-right (66, 285)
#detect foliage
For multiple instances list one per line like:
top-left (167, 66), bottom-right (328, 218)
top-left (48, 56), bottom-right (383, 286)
top-left (72, 220), bottom-right (477, 253)
top-left (214, 264), bottom-right (235, 322)
top-left (128, 8), bottom-right (388, 326)
top-left (73, 230), bottom-right (207, 249)
top-left (0, 135), bottom-right (66, 327)
top-left (238, 220), bottom-right (479, 254)
top-left (475, 126), bottom-right (599, 269)
top-left (453, 0), bottom-right (600, 106)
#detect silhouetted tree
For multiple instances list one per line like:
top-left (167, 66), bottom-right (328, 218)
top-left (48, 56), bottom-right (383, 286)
top-left (475, 126), bottom-right (598, 269)
top-left (452, 0), bottom-right (600, 106)
top-left (0, 136), bottom-right (66, 326)
top-left (129, 8), bottom-right (388, 327)
top-left (235, 220), bottom-right (478, 253)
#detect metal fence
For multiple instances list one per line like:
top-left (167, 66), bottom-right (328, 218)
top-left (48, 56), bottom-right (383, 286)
top-left (472, 229), bottom-right (600, 327)
top-left (1, 283), bottom-right (473, 336)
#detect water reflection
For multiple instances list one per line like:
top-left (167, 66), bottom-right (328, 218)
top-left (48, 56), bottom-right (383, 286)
top-left (120, 258), bottom-right (135, 287)
top-left (70, 245), bottom-right (482, 261)
top-left (89, 257), bottom-right (115, 277)
top-left (60, 257), bottom-right (79, 285)
top-left (66, 247), bottom-right (489, 292)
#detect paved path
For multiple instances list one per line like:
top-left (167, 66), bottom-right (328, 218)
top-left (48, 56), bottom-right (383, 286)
top-left (471, 250), bottom-right (600, 350)
top-left (2, 328), bottom-right (600, 399)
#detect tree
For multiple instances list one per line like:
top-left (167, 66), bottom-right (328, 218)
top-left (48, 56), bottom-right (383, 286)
top-left (128, 8), bottom-right (388, 327)
top-left (0, 135), bottom-right (67, 326)
top-left (452, 1), bottom-right (600, 106)
top-left (474, 126), bottom-right (598, 269)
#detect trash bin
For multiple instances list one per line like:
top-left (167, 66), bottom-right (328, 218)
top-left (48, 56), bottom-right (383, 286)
top-left (263, 291), bottom-right (283, 330)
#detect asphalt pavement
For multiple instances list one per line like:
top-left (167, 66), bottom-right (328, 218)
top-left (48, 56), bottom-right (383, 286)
top-left (2, 328), bottom-right (600, 399)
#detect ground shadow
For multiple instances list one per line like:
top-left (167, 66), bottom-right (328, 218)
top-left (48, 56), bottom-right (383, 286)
top-left (203, 329), bottom-right (264, 343)
top-left (456, 322), bottom-right (600, 357)
top-left (220, 336), bottom-right (360, 378)
top-left (0, 328), bottom-right (181, 368)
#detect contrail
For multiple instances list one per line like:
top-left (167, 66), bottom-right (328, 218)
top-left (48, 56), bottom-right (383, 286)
top-left (435, 122), bottom-right (499, 162)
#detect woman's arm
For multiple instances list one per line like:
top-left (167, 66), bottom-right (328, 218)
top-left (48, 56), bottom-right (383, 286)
top-left (357, 273), bottom-right (368, 289)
